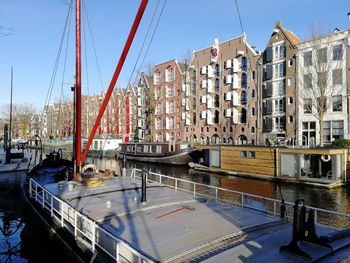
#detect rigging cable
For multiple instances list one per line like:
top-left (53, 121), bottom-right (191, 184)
top-left (58, 0), bottom-right (74, 137)
top-left (83, 1), bottom-right (104, 94)
top-left (41, 0), bottom-right (73, 129)
top-left (82, 0), bottom-right (90, 96)
top-left (125, 0), bottom-right (162, 91)
top-left (135, 0), bottom-right (167, 82)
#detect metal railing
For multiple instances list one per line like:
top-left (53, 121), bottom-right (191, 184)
top-left (131, 168), bottom-right (350, 229)
top-left (28, 178), bottom-right (156, 263)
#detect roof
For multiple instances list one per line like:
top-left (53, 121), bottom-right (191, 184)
top-left (282, 28), bottom-right (301, 45)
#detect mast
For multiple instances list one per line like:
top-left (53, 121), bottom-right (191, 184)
top-left (80, 0), bottom-right (149, 164)
top-left (75, 0), bottom-right (82, 172)
top-left (9, 67), bottom-right (13, 148)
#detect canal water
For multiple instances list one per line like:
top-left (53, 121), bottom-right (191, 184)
top-left (0, 156), bottom-right (349, 261)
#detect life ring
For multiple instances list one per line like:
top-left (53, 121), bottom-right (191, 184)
top-left (82, 163), bottom-right (98, 173)
top-left (321, 155), bottom-right (331, 162)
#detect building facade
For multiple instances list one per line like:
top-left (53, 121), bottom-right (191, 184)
top-left (261, 21), bottom-right (300, 144)
top-left (192, 36), bottom-right (260, 145)
top-left (152, 60), bottom-right (184, 142)
top-left (297, 29), bottom-right (350, 146)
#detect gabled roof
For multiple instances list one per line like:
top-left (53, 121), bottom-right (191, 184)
top-left (274, 21), bottom-right (301, 46)
top-left (282, 28), bottom-right (300, 45)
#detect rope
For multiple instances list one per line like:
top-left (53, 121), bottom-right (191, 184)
top-left (82, 0), bottom-right (90, 96)
top-left (41, 0), bottom-right (73, 133)
top-left (125, 0), bottom-right (162, 90)
top-left (83, 0), bottom-right (104, 94)
top-left (58, 1), bottom-right (74, 137)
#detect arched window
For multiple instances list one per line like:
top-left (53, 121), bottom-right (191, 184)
top-left (215, 64), bottom-right (220, 77)
top-left (215, 78), bottom-right (220, 91)
top-left (228, 137), bottom-right (233, 144)
top-left (242, 56), bottom-right (248, 71)
top-left (214, 110), bottom-right (219, 124)
top-left (214, 94), bottom-right (220, 107)
top-left (211, 134), bottom-right (220, 144)
top-left (241, 91), bottom-right (247, 105)
top-left (223, 126), bottom-right (226, 132)
top-left (251, 126), bottom-right (255, 133)
top-left (240, 108), bottom-right (247, 123)
top-left (238, 135), bottom-right (248, 145)
top-left (241, 73), bottom-right (247, 88)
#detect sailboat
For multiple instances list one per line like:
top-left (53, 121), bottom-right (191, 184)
top-left (24, 1), bottom-right (350, 262)
top-left (0, 68), bottom-right (33, 186)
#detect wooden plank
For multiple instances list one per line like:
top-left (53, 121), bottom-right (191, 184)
top-left (221, 156), bottom-right (274, 167)
top-left (221, 163), bottom-right (274, 176)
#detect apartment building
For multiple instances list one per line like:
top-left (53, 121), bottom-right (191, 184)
top-left (192, 36), bottom-right (260, 145)
top-left (297, 29), bottom-right (350, 146)
top-left (134, 72), bottom-right (152, 142)
top-left (261, 21), bottom-right (300, 143)
top-left (152, 60), bottom-right (185, 142)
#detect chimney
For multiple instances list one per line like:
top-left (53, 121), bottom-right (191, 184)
top-left (348, 12), bottom-right (350, 28)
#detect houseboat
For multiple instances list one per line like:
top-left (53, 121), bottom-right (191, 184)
top-left (83, 137), bottom-right (122, 158)
top-left (191, 144), bottom-right (350, 188)
top-left (117, 142), bottom-right (192, 165)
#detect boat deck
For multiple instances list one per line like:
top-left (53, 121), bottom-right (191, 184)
top-left (32, 174), bottom-right (350, 262)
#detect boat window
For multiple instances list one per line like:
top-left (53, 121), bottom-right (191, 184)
top-left (156, 145), bottom-right (162, 153)
top-left (248, 151), bottom-right (256, 158)
top-left (240, 151), bottom-right (247, 158)
top-left (144, 145), bottom-right (149, 152)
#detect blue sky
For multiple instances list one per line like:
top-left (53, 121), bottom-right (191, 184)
top-left (0, 0), bottom-right (349, 113)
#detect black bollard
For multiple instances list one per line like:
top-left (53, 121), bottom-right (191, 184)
top-left (280, 199), bottom-right (286, 219)
top-left (141, 170), bottom-right (147, 203)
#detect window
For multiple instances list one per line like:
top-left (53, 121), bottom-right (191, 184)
top-left (274, 80), bottom-right (284, 96)
top-left (252, 107), bottom-right (255, 116)
top-left (303, 99), bottom-right (312, 114)
top-left (288, 97), bottom-right (293, 104)
top-left (273, 44), bottom-right (285, 60)
top-left (273, 63), bottom-right (284, 78)
top-left (324, 120), bottom-right (344, 143)
top-left (332, 95), bottom-right (342, 112)
top-left (289, 116), bottom-right (293, 123)
top-left (274, 99), bottom-right (284, 113)
top-left (242, 56), bottom-right (248, 71)
top-left (251, 127), bottom-right (255, 133)
top-left (252, 89), bottom-right (255, 98)
top-left (275, 117), bottom-right (285, 131)
top-left (302, 121), bottom-right (316, 146)
top-left (248, 151), bottom-right (256, 158)
top-left (215, 64), bottom-right (220, 76)
top-left (154, 71), bottom-right (161, 84)
top-left (303, 74), bottom-right (312, 89)
top-left (240, 151), bottom-right (247, 158)
top-left (332, 69), bottom-right (342, 85)
top-left (288, 59), bottom-right (293, 67)
top-left (317, 48), bottom-right (327, 64)
top-left (304, 51), bottom-right (312, 66)
top-left (333, 45), bottom-right (343, 61)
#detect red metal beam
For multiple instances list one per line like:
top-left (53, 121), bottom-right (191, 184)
top-left (75, 0), bottom-right (82, 171)
top-left (80, 0), bottom-right (149, 166)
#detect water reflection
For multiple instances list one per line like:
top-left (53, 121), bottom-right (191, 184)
top-left (88, 157), bottom-right (350, 215)
top-left (0, 186), bottom-right (24, 263)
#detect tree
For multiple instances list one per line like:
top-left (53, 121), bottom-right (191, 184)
top-left (1, 103), bottom-right (37, 138)
top-left (298, 24), bottom-right (344, 147)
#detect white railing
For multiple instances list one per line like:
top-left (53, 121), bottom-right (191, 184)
top-left (131, 169), bottom-right (350, 229)
top-left (28, 178), bottom-right (156, 263)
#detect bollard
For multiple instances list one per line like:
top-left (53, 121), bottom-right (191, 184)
top-left (141, 170), bottom-right (147, 203)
